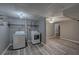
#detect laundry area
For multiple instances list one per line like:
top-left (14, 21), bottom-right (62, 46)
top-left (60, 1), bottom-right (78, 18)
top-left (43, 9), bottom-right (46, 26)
top-left (0, 5), bottom-right (46, 54)
top-left (9, 17), bottom-right (46, 46)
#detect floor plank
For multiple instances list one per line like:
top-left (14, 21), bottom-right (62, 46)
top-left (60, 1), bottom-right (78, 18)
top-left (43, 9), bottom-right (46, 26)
top-left (4, 36), bottom-right (79, 55)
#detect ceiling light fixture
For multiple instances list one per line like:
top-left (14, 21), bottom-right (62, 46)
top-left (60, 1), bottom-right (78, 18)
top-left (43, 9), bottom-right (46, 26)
top-left (17, 12), bottom-right (26, 19)
top-left (46, 17), bottom-right (55, 23)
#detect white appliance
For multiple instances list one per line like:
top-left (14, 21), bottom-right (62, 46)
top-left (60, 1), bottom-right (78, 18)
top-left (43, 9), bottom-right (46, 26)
top-left (13, 31), bottom-right (26, 49)
top-left (31, 31), bottom-right (41, 44)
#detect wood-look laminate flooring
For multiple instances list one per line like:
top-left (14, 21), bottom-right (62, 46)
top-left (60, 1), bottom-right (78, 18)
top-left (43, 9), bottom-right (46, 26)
top-left (4, 36), bottom-right (79, 55)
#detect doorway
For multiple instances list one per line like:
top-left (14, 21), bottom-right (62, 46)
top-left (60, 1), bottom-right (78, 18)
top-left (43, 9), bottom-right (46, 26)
top-left (54, 23), bottom-right (60, 37)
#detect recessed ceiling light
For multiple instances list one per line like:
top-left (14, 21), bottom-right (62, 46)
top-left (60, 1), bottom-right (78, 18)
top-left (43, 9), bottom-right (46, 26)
top-left (17, 12), bottom-right (26, 19)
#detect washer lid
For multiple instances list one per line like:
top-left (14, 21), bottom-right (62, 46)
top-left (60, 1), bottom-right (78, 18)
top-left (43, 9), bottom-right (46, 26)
top-left (15, 31), bottom-right (25, 35)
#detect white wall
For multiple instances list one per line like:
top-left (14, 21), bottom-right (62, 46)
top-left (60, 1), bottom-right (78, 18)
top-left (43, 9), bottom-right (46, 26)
top-left (0, 23), bottom-right (9, 54)
top-left (46, 20), bottom-right (54, 37)
top-left (60, 20), bottom-right (79, 43)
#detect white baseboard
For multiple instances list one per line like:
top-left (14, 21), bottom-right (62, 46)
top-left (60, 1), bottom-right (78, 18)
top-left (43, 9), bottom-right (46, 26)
top-left (60, 36), bottom-right (79, 44)
top-left (1, 44), bottom-right (11, 55)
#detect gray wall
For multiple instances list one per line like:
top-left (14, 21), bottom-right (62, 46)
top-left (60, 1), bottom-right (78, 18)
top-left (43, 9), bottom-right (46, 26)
top-left (26, 20), bottom-right (39, 41)
top-left (60, 20), bottom-right (79, 43)
top-left (39, 18), bottom-right (46, 43)
top-left (9, 17), bottom-right (46, 43)
top-left (0, 23), bottom-right (9, 54)
top-left (9, 19), bottom-right (25, 43)
top-left (26, 18), bottom-right (46, 43)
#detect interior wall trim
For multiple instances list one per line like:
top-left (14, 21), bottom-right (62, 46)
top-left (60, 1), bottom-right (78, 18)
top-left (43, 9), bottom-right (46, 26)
top-left (1, 44), bottom-right (11, 55)
top-left (60, 36), bottom-right (79, 44)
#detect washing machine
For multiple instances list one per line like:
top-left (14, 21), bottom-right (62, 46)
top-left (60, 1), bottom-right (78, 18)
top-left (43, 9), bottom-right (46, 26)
top-left (31, 31), bottom-right (41, 44)
top-left (13, 31), bottom-right (26, 49)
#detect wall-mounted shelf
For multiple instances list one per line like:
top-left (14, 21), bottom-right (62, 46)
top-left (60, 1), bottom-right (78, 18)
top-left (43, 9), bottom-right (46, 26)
top-left (27, 25), bottom-right (39, 27)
